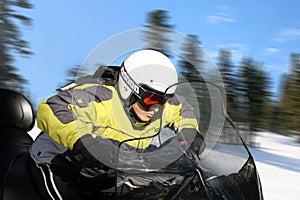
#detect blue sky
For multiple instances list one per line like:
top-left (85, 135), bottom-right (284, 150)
top-left (16, 0), bottom-right (300, 108)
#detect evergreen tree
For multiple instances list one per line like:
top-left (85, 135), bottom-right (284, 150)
top-left (178, 34), bottom-right (203, 81)
top-left (268, 100), bottom-right (288, 135)
top-left (217, 49), bottom-right (238, 120)
top-left (0, 0), bottom-right (33, 92)
top-left (281, 53), bottom-right (300, 133)
top-left (177, 34), bottom-right (212, 134)
top-left (143, 9), bottom-right (174, 53)
top-left (237, 57), bottom-right (271, 131)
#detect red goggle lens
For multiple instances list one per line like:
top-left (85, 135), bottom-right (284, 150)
top-left (142, 93), bottom-right (164, 106)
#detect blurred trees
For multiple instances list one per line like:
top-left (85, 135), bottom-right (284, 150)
top-left (64, 65), bottom-right (86, 84)
top-left (218, 51), bottom-right (272, 132)
top-left (218, 49), bottom-right (238, 120)
top-left (178, 34), bottom-right (204, 81)
top-left (143, 9), bottom-right (174, 53)
top-left (143, 10), bottom-right (205, 82)
top-left (59, 65), bottom-right (88, 89)
top-left (236, 57), bottom-right (271, 131)
top-left (281, 53), bottom-right (300, 134)
top-left (0, 0), bottom-right (33, 92)
top-left (178, 35), bottom-right (213, 135)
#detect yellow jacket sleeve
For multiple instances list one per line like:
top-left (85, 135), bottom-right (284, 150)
top-left (36, 98), bottom-right (80, 150)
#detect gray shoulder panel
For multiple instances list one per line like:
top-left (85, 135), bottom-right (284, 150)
top-left (29, 133), bottom-right (67, 164)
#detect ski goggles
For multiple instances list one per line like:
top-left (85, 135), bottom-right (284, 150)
top-left (138, 85), bottom-right (168, 110)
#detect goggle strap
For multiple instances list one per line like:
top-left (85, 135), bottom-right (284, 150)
top-left (119, 66), bottom-right (146, 99)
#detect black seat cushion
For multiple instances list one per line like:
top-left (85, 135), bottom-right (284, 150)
top-left (0, 89), bottom-right (35, 131)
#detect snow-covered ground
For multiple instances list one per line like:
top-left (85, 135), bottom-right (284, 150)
top-left (28, 124), bottom-right (300, 199)
top-left (249, 131), bottom-right (300, 200)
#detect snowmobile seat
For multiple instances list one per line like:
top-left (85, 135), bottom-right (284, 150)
top-left (0, 89), bottom-right (41, 199)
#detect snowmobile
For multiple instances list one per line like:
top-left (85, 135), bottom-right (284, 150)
top-left (0, 77), bottom-right (264, 199)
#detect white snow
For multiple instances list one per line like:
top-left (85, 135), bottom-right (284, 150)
top-left (249, 131), bottom-right (300, 200)
top-left (28, 123), bottom-right (300, 199)
top-left (28, 120), bottom-right (41, 140)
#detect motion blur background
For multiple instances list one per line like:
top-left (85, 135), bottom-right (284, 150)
top-left (2, 1), bottom-right (300, 199)
top-left (2, 0), bottom-right (300, 138)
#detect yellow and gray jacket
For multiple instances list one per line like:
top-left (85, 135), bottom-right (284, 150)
top-left (30, 72), bottom-right (199, 163)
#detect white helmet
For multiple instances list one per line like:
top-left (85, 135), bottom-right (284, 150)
top-left (118, 49), bottom-right (178, 108)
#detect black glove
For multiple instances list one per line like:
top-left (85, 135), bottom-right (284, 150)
top-left (176, 128), bottom-right (205, 154)
top-left (71, 134), bottom-right (119, 170)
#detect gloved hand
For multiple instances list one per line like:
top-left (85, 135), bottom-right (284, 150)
top-left (176, 128), bottom-right (205, 154)
top-left (71, 134), bottom-right (119, 170)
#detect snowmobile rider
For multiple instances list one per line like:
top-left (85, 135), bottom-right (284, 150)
top-left (29, 49), bottom-right (203, 199)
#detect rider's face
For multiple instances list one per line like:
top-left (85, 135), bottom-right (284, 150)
top-left (131, 101), bottom-right (155, 122)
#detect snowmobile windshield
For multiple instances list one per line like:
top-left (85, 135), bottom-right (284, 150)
top-left (98, 80), bottom-right (252, 175)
